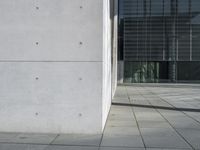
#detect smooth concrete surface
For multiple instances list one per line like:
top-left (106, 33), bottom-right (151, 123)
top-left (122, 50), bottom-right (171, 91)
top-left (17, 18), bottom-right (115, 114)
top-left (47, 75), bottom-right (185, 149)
top-left (0, 0), bottom-right (103, 61)
top-left (0, 84), bottom-right (200, 149)
top-left (111, 0), bottom-right (118, 98)
top-left (0, 62), bottom-right (102, 134)
top-left (102, 0), bottom-right (113, 129)
top-left (0, 0), bottom-right (113, 134)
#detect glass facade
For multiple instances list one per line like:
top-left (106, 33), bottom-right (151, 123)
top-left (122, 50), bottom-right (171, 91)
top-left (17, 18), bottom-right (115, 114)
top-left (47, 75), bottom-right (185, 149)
top-left (119, 0), bottom-right (200, 83)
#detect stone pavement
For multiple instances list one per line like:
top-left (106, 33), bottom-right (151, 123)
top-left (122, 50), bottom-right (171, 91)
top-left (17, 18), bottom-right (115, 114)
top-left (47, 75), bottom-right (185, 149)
top-left (0, 84), bottom-right (200, 150)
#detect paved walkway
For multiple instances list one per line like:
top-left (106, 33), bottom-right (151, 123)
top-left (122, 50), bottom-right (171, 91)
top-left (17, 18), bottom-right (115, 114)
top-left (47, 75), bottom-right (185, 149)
top-left (0, 84), bottom-right (200, 150)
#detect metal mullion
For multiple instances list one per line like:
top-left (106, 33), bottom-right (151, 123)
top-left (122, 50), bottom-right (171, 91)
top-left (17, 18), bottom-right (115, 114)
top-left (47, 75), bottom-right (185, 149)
top-left (163, 0), bottom-right (166, 61)
top-left (189, 0), bottom-right (192, 61)
top-left (136, 0), bottom-right (139, 60)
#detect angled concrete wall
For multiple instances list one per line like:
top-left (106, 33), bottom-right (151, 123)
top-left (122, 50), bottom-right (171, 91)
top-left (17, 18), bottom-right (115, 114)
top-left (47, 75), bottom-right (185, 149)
top-left (0, 0), bottom-right (112, 134)
top-left (111, 0), bottom-right (118, 97)
top-left (102, 0), bottom-right (112, 128)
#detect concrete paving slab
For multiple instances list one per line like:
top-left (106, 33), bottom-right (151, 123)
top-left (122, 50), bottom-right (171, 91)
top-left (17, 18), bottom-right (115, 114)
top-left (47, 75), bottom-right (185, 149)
top-left (108, 116), bottom-right (135, 121)
top-left (46, 145), bottom-right (98, 150)
top-left (148, 100), bottom-right (172, 107)
top-left (0, 143), bottom-right (47, 150)
top-left (159, 110), bottom-right (185, 117)
top-left (112, 98), bottom-right (130, 103)
top-left (137, 121), bottom-right (171, 128)
top-left (109, 110), bottom-right (132, 114)
top-left (169, 119), bottom-right (200, 129)
top-left (104, 126), bottom-right (140, 136)
top-left (146, 148), bottom-right (192, 150)
top-left (108, 113), bottom-right (134, 119)
top-left (114, 91), bottom-right (127, 96)
top-left (176, 128), bottom-right (200, 150)
top-left (134, 111), bottom-right (163, 118)
top-left (110, 109), bottom-right (133, 114)
top-left (101, 134), bottom-right (144, 147)
top-left (159, 112), bottom-right (200, 129)
top-left (52, 134), bottom-right (102, 146)
top-left (110, 106), bottom-right (132, 112)
top-left (140, 127), bottom-right (177, 137)
top-left (143, 134), bottom-right (191, 149)
top-left (106, 120), bottom-right (137, 127)
top-left (135, 114), bottom-right (166, 122)
top-left (130, 100), bottom-right (150, 105)
top-left (100, 147), bottom-right (145, 150)
top-left (140, 128), bottom-right (191, 149)
top-left (185, 112), bottom-right (200, 122)
top-left (11, 133), bottom-right (57, 144)
top-left (133, 108), bottom-right (158, 113)
top-left (0, 133), bottom-right (19, 143)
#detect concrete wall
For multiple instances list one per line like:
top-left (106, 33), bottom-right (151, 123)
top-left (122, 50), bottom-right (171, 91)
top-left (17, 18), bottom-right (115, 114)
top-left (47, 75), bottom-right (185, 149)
top-left (0, 0), bottom-right (112, 134)
top-left (102, 0), bottom-right (112, 129)
top-left (111, 0), bottom-right (118, 97)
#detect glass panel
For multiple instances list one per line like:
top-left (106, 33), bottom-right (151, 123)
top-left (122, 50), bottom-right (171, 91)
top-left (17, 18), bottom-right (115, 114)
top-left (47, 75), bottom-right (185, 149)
top-left (164, 0), bottom-right (171, 15)
top-left (119, 0), bottom-right (200, 83)
top-left (151, 0), bottom-right (163, 16)
top-left (177, 61), bottom-right (200, 81)
top-left (192, 0), bottom-right (200, 60)
top-left (178, 0), bottom-right (188, 13)
top-left (124, 62), bottom-right (161, 83)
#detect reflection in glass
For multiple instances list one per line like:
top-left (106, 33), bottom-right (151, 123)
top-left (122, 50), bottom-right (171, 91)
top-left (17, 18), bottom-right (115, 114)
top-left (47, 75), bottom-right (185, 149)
top-left (119, 0), bottom-right (200, 82)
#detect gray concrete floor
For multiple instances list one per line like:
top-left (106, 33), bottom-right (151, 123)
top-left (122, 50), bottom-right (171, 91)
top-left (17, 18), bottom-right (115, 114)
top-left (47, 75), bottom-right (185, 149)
top-left (1, 84), bottom-right (200, 150)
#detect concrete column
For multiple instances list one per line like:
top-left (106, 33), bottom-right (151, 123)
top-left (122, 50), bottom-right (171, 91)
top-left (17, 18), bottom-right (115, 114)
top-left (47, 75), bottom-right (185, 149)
top-left (111, 0), bottom-right (118, 98)
top-left (0, 0), bottom-right (112, 134)
top-left (169, 0), bottom-right (177, 82)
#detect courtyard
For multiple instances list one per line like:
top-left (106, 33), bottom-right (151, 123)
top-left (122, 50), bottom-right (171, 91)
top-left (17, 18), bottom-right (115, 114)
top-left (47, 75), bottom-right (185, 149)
top-left (0, 84), bottom-right (200, 150)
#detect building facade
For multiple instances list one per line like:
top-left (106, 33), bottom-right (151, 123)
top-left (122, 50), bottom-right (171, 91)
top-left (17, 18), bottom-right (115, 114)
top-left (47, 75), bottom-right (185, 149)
top-left (119, 0), bottom-right (200, 83)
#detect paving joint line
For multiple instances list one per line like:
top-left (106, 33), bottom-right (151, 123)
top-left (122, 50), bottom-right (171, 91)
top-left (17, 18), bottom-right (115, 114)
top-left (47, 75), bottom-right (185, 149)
top-left (125, 86), bottom-right (147, 149)
top-left (141, 91), bottom-right (196, 150)
top-left (144, 87), bottom-right (200, 126)
top-left (98, 103), bottom-right (113, 150)
top-left (49, 134), bottom-right (60, 145)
